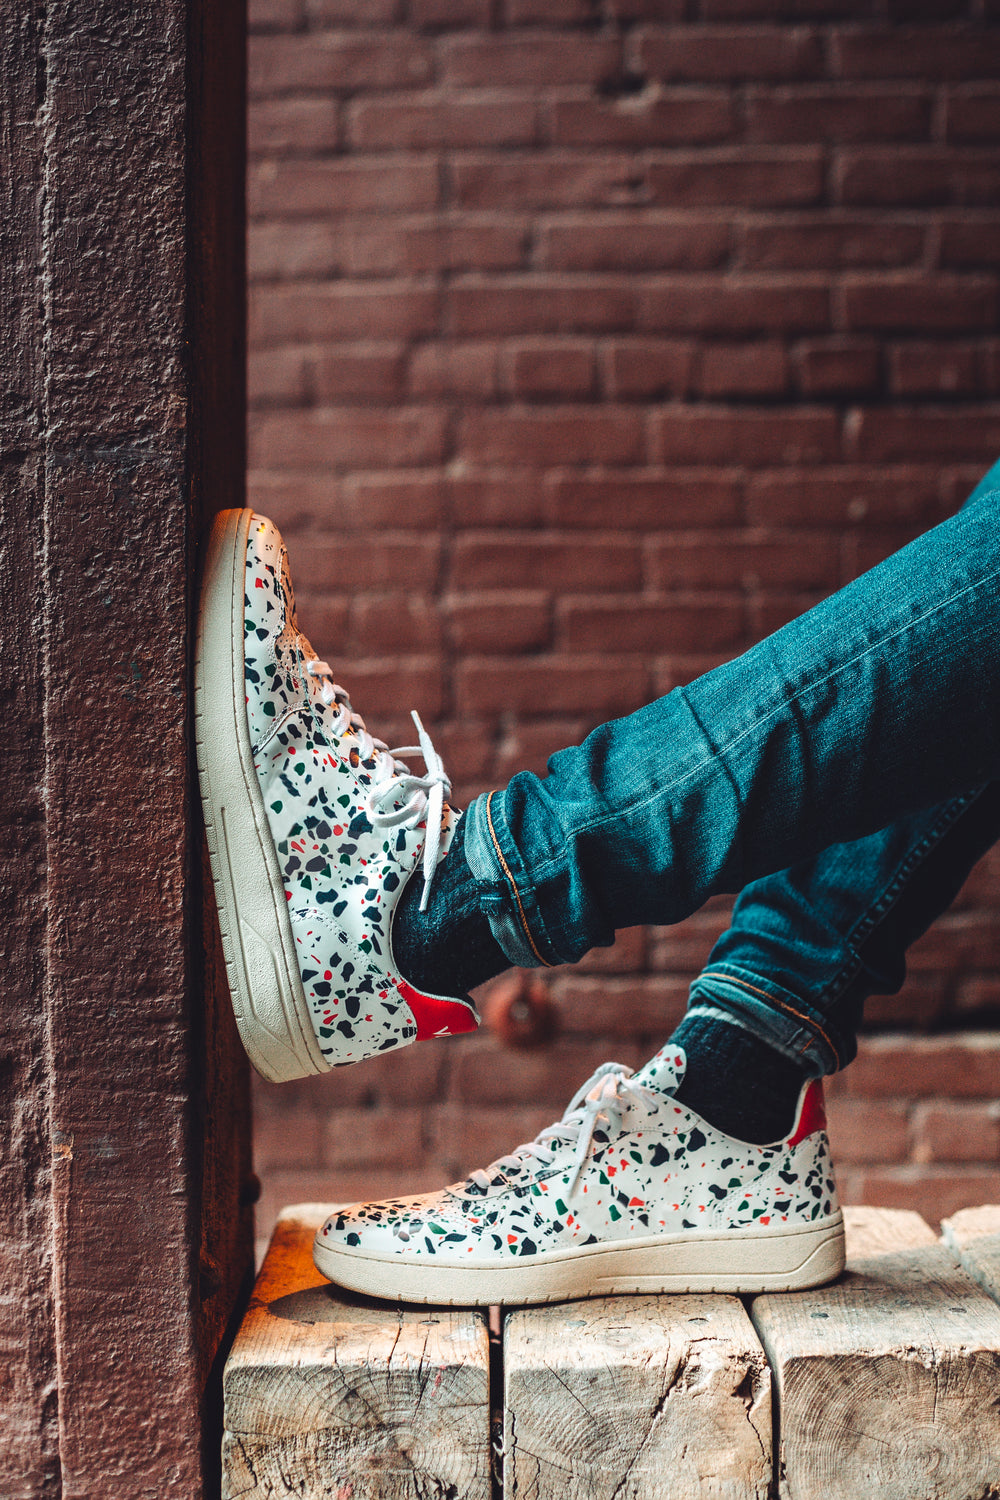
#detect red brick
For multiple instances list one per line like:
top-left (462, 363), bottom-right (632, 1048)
top-left (311, 344), bottom-right (408, 404)
top-left (447, 472), bottom-right (547, 526)
top-left (452, 152), bottom-right (648, 211)
top-left (491, 717), bottom-right (590, 781)
top-left (447, 1036), bottom-right (643, 1105)
top-left (639, 276), bottom-right (830, 335)
top-left (350, 595), bottom-right (444, 653)
top-left (547, 90), bottom-right (736, 148)
top-left (912, 1102), bottom-right (1000, 1165)
top-left (648, 911), bottom-right (732, 972)
top-left (848, 406), bottom-right (1000, 463)
top-left (249, 34), bottom-right (435, 95)
top-left (794, 338), bottom-right (881, 396)
top-left (946, 85), bottom-right (1000, 143)
top-left (283, 533), bottom-right (441, 591)
top-left (825, 1098), bottom-right (910, 1164)
top-left (412, 0), bottom-right (491, 23)
top-left (697, 342), bottom-right (790, 397)
top-left (254, 1108), bottom-right (323, 1171)
top-left (747, 84), bottom-right (931, 142)
top-left (247, 472), bottom-right (344, 532)
top-left (458, 407), bottom-right (644, 466)
top-left (939, 216), bottom-right (1000, 270)
top-left (445, 592), bottom-right (552, 653)
top-left (832, 27), bottom-right (1000, 81)
top-left (506, 0), bottom-right (602, 19)
top-left (456, 655), bottom-right (651, 717)
top-left (842, 1167), bottom-right (1000, 1226)
top-left (647, 532), bottom-right (841, 590)
top-left (739, 215), bottom-right (925, 270)
top-left (428, 1106), bottom-right (560, 1180)
top-left (250, 0), bottom-right (303, 30)
top-left (908, 915), bottom-right (1000, 972)
top-left (549, 975), bottom-right (689, 1035)
top-left (429, 722), bottom-right (494, 785)
top-left (450, 277), bottom-right (635, 337)
top-left (440, 33), bottom-right (621, 88)
top-left (340, 473), bottom-right (446, 529)
top-left (546, 471), bottom-right (743, 529)
top-left (450, 532), bottom-right (642, 591)
top-left (248, 157), bottom-right (440, 217)
top-left (348, 92), bottom-right (536, 150)
top-left (603, 339), bottom-right (695, 399)
top-left (248, 346), bottom-right (310, 406)
top-left (889, 342), bottom-right (980, 397)
top-left (633, 25), bottom-right (824, 82)
top-left (250, 408), bottom-right (448, 470)
top-left (343, 214), bottom-right (529, 276)
top-left (840, 276), bottom-right (996, 332)
top-left (568, 925), bottom-right (649, 975)
top-left (321, 1108), bottom-right (426, 1170)
top-left (845, 1034), bottom-right (1000, 1099)
top-left (538, 213), bottom-right (730, 272)
top-left (651, 407), bottom-right (841, 466)
top-left (408, 341), bottom-right (499, 400)
top-left (747, 589), bottom-right (827, 638)
top-left (653, 652), bottom-right (734, 693)
top-left (250, 283), bottom-right (439, 345)
top-left (306, 0), bottom-right (397, 19)
top-left (559, 597), bottom-right (745, 653)
top-left (505, 340), bottom-right (596, 400)
top-left (321, 655), bottom-right (445, 720)
top-left (745, 467), bottom-right (951, 526)
top-left (838, 147), bottom-right (1000, 207)
top-left (248, 219), bottom-right (342, 280)
top-left (249, 97), bottom-right (340, 154)
top-left (647, 148), bottom-right (824, 207)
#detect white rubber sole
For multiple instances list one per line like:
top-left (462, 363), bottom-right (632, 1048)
top-left (195, 508), bottom-right (328, 1083)
top-left (312, 1211), bottom-right (846, 1305)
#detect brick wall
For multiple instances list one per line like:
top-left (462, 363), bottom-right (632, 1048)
top-left (247, 0), bottom-right (1000, 1239)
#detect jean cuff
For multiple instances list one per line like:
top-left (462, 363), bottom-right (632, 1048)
top-left (687, 965), bottom-right (844, 1076)
top-left (463, 790), bottom-right (563, 969)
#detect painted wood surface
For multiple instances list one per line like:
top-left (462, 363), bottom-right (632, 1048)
top-left (751, 1204), bottom-right (1000, 1500)
top-left (223, 1207), bottom-right (492, 1499)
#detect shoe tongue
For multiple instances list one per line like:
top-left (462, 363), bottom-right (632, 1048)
top-left (632, 1043), bottom-right (687, 1098)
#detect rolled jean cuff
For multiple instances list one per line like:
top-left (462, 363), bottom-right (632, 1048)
top-left (462, 790), bottom-right (565, 969)
top-left (687, 965), bottom-right (844, 1077)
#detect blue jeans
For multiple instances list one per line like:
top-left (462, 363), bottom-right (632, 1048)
top-left (463, 461), bottom-right (1000, 1077)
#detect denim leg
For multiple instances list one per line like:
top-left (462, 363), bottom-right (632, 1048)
top-left (463, 480), bottom-right (1000, 976)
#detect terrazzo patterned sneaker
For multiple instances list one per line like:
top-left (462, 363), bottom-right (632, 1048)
top-left (313, 1044), bottom-right (845, 1305)
top-left (195, 508), bottom-right (478, 1084)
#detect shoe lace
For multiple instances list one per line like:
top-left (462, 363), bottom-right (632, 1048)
top-left (306, 660), bottom-right (451, 911)
top-left (460, 1062), bottom-right (661, 1198)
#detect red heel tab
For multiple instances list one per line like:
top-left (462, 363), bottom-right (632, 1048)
top-left (788, 1079), bottom-right (827, 1146)
top-left (397, 980), bottom-right (480, 1041)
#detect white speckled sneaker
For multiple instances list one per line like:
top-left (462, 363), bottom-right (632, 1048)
top-left (195, 508), bottom-right (478, 1083)
top-left (313, 1044), bottom-right (845, 1304)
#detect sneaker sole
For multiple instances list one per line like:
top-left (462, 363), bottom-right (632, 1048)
top-left (195, 508), bottom-right (327, 1083)
top-left (312, 1210), bottom-right (846, 1305)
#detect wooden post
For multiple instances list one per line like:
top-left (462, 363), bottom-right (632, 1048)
top-left (0, 1), bottom-right (251, 1494)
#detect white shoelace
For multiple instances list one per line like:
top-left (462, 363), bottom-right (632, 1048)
top-left (459, 1062), bottom-right (661, 1198)
top-left (306, 659), bottom-right (452, 911)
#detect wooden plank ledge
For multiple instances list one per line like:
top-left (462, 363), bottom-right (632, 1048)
top-left (222, 1206), bottom-right (492, 1499)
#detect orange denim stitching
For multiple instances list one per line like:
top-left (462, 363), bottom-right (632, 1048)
top-left (485, 791), bottom-right (552, 968)
top-left (698, 969), bottom-right (842, 1070)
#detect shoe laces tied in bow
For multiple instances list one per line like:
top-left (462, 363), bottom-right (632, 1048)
top-left (307, 660), bottom-right (451, 911)
top-left (460, 1062), bottom-right (660, 1198)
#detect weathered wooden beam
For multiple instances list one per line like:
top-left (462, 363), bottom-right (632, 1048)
top-left (503, 1295), bottom-right (771, 1500)
top-left (941, 1204), bottom-right (1000, 1303)
top-left (0, 1), bottom-right (250, 1493)
top-left (751, 1204), bottom-right (1000, 1500)
top-left (223, 1208), bottom-right (493, 1500)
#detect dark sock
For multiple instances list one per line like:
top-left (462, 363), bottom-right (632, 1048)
top-left (392, 818), bottom-right (511, 997)
top-left (670, 1012), bottom-right (809, 1144)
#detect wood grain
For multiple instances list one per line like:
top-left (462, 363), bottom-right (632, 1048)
top-left (941, 1204), bottom-right (1000, 1303)
top-left (503, 1294), bottom-right (771, 1499)
top-left (751, 1205), bottom-right (1000, 1500)
top-left (224, 1207), bottom-right (492, 1499)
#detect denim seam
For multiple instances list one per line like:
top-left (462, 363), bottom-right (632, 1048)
top-left (810, 788), bottom-right (985, 1010)
top-left (697, 969), bottom-right (844, 1069)
top-left (515, 559), bottom-right (1000, 880)
top-left (484, 791), bottom-right (554, 968)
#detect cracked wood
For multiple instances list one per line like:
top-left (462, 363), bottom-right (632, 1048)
top-left (502, 1294), bottom-right (771, 1499)
top-left (223, 1207), bottom-right (492, 1499)
top-left (750, 1205), bottom-right (1000, 1500)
